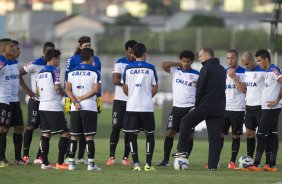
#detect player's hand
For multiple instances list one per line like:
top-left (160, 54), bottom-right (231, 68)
top-left (28, 91), bottom-right (38, 100)
top-left (64, 97), bottom-right (71, 114)
top-left (97, 97), bottom-right (103, 114)
top-left (227, 68), bottom-right (236, 79)
top-left (74, 102), bottom-right (81, 110)
top-left (266, 100), bottom-right (279, 109)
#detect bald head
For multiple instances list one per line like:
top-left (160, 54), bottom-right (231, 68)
top-left (241, 52), bottom-right (256, 70)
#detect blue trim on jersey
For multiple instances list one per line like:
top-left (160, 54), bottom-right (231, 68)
top-left (115, 57), bottom-right (134, 64)
top-left (123, 61), bottom-right (158, 84)
top-left (7, 59), bottom-right (18, 65)
top-left (33, 57), bottom-right (47, 66)
top-left (0, 54), bottom-right (8, 64)
top-left (245, 65), bottom-right (265, 72)
top-left (71, 63), bottom-right (101, 81)
top-left (267, 64), bottom-right (281, 73)
top-left (177, 67), bottom-right (200, 75)
top-left (39, 65), bottom-right (57, 84)
top-left (226, 66), bottom-right (245, 73)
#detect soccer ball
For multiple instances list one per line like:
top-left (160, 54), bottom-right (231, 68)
top-left (174, 157), bottom-right (189, 170)
top-left (238, 155), bottom-right (254, 168)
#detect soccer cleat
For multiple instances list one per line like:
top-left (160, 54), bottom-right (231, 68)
top-left (157, 160), bottom-right (171, 167)
top-left (106, 156), bottom-right (115, 166)
top-left (87, 163), bottom-right (101, 171)
top-left (121, 157), bottom-right (131, 166)
top-left (263, 165), bottom-right (277, 172)
top-left (41, 164), bottom-right (54, 170)
top-left (144, 164), bottom-right (156, 171)
top-left (23, 156), bottom-right (30, 165)
top-left (262, 164), bottom-right (270, 171)
top-left (34, 156), bottom-right (43, 164)
top-left (0, 161), bottom-right (8, 167)
top-left (15, 160), bottom-right (25, 165)
top-left (171, 152), bottom-right (188, 158)
top-left (68, 161), bottom-right (76, 171)
top-left (1, 159), bottom-right (10, 166)
top-left (228, 161), bottom-right (236, 169)
top-left (241, 165), bottom-right (261, 172)
top-left (56, 163), bottom-right (69, 170)
top-left (76, 158), bottom-right (87, 165)
top-left (64, 157), bottom-right (71, 165)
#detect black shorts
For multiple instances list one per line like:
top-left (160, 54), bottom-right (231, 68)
top-left (70, 111), bottom-right (97, 136)
top-left (112, 100), bottom-right (126, 129)
top-left (123, 111), bottom-right (155, 134)
top-left (5, 101), bottom-right (24, 127)
top-left (167, 106), bottom-right (195, 133)
top-left (222, 110), bottom-right (244, 135)
top-left (39, 111), bottom-right (69, 134)
top-left (244, 105), bottom-right (261, 131)
top-left (257, 108), bottom-right (281, 134)
top-left (0, 103), bottom-right (8, 126)
top-left (27, 99), bottom-right (41, 129)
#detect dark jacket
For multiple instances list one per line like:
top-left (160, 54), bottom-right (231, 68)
top-left (195, 58), bottom-right (226, 116)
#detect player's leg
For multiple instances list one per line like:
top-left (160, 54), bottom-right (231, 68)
top-left (0, 103), bottom-right (8, 167)
top-left (56, 131), bottom-right (70, 170)
top-left (76, 135), bottom-right (86, 164)
top-left (219, 111), bottom-right (230, 167)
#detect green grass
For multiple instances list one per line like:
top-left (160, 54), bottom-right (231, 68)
top-left (1, 106), bottom-right (282, 184)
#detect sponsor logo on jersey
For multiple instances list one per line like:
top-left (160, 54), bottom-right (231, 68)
top-left (38, 73), bottom-right (48, 79)
top-left (72, 71), bottom-right (91, 76)
top-left (176, 79), bottom-right (194, 86)
top-left (226, 84), bottom-right (237, 89)
top-left (130, 69), bottom-right (149, 74)
top-left (246, 82), bottom-right (257, 87)
top-left (76, 85), bottom-right (84, 89)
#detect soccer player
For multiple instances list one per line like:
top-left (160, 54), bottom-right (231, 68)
top-left (123, 43), bottom-right (158, 171)
top-left (240, 52), bottom-right (265, 160)
top-left (246, 50), bottom-right (282, 172)
top-left (0, 38), bottom-right (12, 167)
top-left (173, 47), bottom-right (226, 171)
top-left (106, 40), bottom-right (137, 166)
top-left (4, 40), bottom-right (25, 165)
top-left (220, 49), bottom-right (246, 169)
top-left (64, 36), bottom-right (102, 164)
top-left (65, 48), bottom-right (101, 171)
top-left (36, 49), bottom-right (69, 170)
top-left (20, 42), bottom-right (55, 164)
top-left (158, 50), bottom-right (199, 166)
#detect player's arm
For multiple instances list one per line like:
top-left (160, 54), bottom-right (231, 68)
top-left (123, 84), bottom-right (128, 96)
top-left (76, 83), bottom-right (100, 102)
top-left (195, 67), bottom-right (208, 107)
top-left (227, 68), bottom-right (246, 93)
top-left (64, 82), bottom-right (81, 110)
top-left (267, 77), bottom-right (282, 108)
top-left (112, 73), bottom-right (122, 86)
top-left (162, 61), bottom-right (181, 73)
top-left (152, 84), bottom-right (158, 97)
top-left (19, 68), bottom-right (37, 98)
top-left (55, 84), bottom-right (64, 96)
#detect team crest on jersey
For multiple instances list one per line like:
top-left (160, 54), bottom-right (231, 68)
top-left (0, 61), bottom-right (4, 70)
top-left (271, 67), bottom-right (281, 77)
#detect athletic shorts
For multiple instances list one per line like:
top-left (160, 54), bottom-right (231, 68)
top-left (244, 105), bottom-right (261, 131)
top-left (167, 106), bottom-right (195, 133)
top-left (222, 110), bottom-right (244, 135)
top-left (27, 99), bottom-right (41, 129)
top-left (70, 110), bottom-right (97, 136)
top-left (112, 100), bottom-right (126, 129)
top-left (123, 111), bottom-right (155, 134)
top-left (257, 108), bottom-right (281, 134)
top-left (5, 101), bottom-right (24, 127)
top-left (39, 111), bottom-right (69, 134)
top-left (0, 103), bottom-right (8, 126)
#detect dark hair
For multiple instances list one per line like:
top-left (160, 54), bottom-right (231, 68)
top-left (75, 36), bottom-right (91, 54)
top-left (0, 38), bottom-right (12, 43)
top-left (80, 48), bottom-right (94, 62)
top-left (45, 49), bottom-right (61, 62)
top-left (227, 49), bottom-right (238, 58)
top-left (12, 40), bottom-right (19, 45)
top-left (133, 42), bottom-right (147, 58)
top-left (201, 47), bottom-right (214, 57)
top-left (125, 40), bottom-right (137, 50)
top-left (179, 50), bottom-right (194, 61)
top-left (43, 42), bottom-right (55, 52)
top-left (255, 49), bottom-right (271, 62)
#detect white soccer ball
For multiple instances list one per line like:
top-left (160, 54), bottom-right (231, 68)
top-left (174, 157), bottom-right (189, 170)
top-left (238, 155), bottom-right (254, 168)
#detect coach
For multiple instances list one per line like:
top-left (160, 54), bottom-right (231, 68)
top-left (175, 47), bottom-right (226, 171)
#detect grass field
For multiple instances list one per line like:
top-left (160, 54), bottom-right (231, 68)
top-left (1, 106), bottom-right (282, 184)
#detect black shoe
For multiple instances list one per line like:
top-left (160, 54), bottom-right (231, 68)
top-left (157, 160), bottom-right (170, 166)
top-left (171, 152), bottom-right (188, 158)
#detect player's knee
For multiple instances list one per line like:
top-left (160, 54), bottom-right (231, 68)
top-left (0, 126), bottom-right (8, 133)
top-left (112, 126), bottom-right (122, 135)
top-left (71, 135), bottom-right (79, 141)
top-left (245, 129), bottom-right (255, 138)
top-left (256, 132), bottom-right (267, 140)
top-left (166, 130), bottom-right (176, 137)
top-left (85, 135), bottom-right (94, 141)
top-left (26, 126), bottom-right (35, 131)
top-left (232, 134), bottom-right (240, 139)
top-left (61, 131), bottom-right (70, 138)
top-left (42, 133), bottom-right (51, 138)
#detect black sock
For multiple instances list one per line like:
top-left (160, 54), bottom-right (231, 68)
top-left (269, 133), bottom-right (279, 167)
top-left (231, 137), bottom-right (240, 163)
top-left (146, 134), bottom-right (155, 167)
top-left (68, 140), bottom-right (78, 159)
top-left (109, 126), bottom-right (121, 158)
top-left (23, 129), bottom-right (33, 157)
top-left (254, 134), bottom-right (267, 166)
top-left (187, 139), bottom-right (194, 157)
top-left (40, 136), bottom-right (50, 165)
top-left (86, 140), bottom-right (95, 160)
top-left (247, 138), bottom-right (255, 158)
top-left (265, 136), bottom-right (271, 165)
top-left (0, 133), bottom-right (5, 160)
top-left (36, 146), bottom-right (41, 159)
top-left (123, 133), bottom-right (130, 159)
top-left (1, 133), bottom-right (7, 160)
top-left (58, 137), bottom-right (69, 165)
top-left (129, 134), bottom-right (138, 164)
top-left (65, 139), bottom-right (70, 158)
top-left (163, 136), bottom-right (173, 161)
top-left (13, 133), bottom-right (23, 161)
top-left (78, 135), bottom-right (86, 159)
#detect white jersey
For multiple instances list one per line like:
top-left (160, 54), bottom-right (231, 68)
top-left (123, 61), bottom-right (158, 112)
top-left (112, 57), bottom-right (134, 101)
top-left (245, 65), bottom-right (265, 106)
top-left (0, 55), bottom-right (11, 105)
top-left (67, 63), bottom-right (101, 112)
top-left (23, 57), bottom-right (46, 94)
top-left (170, 67), bottom-right (199, 107)
top-left (37, 65), bottom-right (62, 111)
top-left (8, 60), bottom-right (20, 102)
top-left (261, 64), bottom-right (282, 109)
top-left (225, 66), bottom-right (246, 111)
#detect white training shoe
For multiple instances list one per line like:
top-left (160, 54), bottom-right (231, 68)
top-left (76, 158), bottom-right (87, 164)
top-left (41, 164), bottom-right (54, 170)
top-left (68, 162), bottom-right (76, 171)
top-left (34, 157), bottom-right (43, 164)
top-left (87, 163), bottom-right (101, 171)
